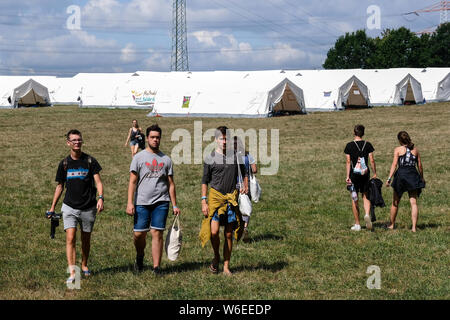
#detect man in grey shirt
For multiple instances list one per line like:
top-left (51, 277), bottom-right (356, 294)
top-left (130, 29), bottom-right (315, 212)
top-left (126, 124), bottom-right (180, 274)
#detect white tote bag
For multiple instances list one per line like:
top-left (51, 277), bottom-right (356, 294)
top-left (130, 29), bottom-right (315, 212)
top-left (239, 193), bottom-right (252, 217)
top-left (236, 152), bottom-right (252, 216)
top-left (249, 173), bottom-right (262, 203)
top-left (165, 215), bottom-right (182, 261)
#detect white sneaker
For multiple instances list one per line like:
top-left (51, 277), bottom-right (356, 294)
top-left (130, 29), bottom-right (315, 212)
top-left (364, 215), bottom-right (372, 230)
top-left (351, 224), bottom-right (361, 231)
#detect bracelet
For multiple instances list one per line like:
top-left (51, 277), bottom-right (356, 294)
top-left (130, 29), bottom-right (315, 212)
top-left (98, 195), bottom-right (104, 200)
top-left (387, 177), bottom-right (391, 181)
top-left (201, 196), bottom-right (207, 200)
top-left (173, 206), bottom-right (178, 209)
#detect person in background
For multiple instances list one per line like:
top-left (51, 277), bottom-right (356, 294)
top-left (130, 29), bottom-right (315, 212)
top-left (234, 136), bottom-right (257, 242)
top-left (344, 124), bottom-right (377, 231)
top-left (125, 119), bottom-right (143, 158)
top-left (386, 131), bottom-right (425, 232)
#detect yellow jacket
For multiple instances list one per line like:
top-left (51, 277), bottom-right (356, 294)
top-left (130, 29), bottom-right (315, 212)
top-left (199, 188), bottom-right (243, 247)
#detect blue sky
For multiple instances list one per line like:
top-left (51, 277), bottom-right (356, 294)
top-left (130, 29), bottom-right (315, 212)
top-left (0, 0), bottom-right (443, 76)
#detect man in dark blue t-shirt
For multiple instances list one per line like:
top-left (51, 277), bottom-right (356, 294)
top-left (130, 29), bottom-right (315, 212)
top-left (48, 129), bottom-right (104, 285)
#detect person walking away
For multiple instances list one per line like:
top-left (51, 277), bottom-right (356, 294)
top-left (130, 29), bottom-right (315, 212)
top-left (344, 124), bottom-right (377, 231)
top-left (386, 131), bottom-right (425, 232)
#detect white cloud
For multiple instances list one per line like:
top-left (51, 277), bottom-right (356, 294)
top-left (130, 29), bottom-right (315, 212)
top-left (120, 43), bottom-right (137, 63)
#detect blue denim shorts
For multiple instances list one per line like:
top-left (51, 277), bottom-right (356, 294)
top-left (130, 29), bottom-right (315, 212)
top-left (211, 204), bottom-right (237, 226)
top-left (130, 140), bottom-right (138, 146)
top-left (134, 201), bottom-right (169, 232)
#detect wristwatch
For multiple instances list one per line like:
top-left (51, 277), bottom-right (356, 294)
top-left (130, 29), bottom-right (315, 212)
top-left (98, 195), bottom-right (104, 200)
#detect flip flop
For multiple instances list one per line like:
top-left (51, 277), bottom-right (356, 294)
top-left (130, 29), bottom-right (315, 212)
top-left (82, 269), bottom-right (91, 277)
top-left (209, 262), bottom-right (218, 274)
top-left (66, 276), bottom-right (76, 284)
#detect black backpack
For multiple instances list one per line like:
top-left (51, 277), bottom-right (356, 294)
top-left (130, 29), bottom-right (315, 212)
top-left (137, 132), bottom-right (146, 150)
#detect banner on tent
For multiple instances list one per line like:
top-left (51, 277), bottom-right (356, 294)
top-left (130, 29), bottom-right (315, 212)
top-left (132, 90), bottom-right (157, 107)
top-left (182, 96), bottom-right (191, 109)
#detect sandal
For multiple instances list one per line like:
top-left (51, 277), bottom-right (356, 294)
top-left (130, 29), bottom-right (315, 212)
top-left (209, 262), bottom-right (219, 274)
top-left (82, 269), bottom-right (91, 277)
top-left (66, 276), bottom-right (76, 284)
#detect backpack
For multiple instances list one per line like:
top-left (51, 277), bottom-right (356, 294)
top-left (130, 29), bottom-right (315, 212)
top-left (352, 141), bottom-right (368, 175)
top-left (137, 132), bottom-right (145, 150)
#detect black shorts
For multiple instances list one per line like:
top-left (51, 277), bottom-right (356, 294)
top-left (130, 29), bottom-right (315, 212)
top-left (351, 172), bottom-right (370, 193)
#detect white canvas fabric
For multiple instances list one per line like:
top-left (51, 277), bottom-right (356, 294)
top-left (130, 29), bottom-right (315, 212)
top-left (410, 68), bottom-right (450, 102)
top-left (142, 71), bottom-right (306, 117)
top-left (0, 76), bottom-right (55, 108)
top-left (393, 73), bottom-right (424, 104)
top-left (436, 73), bottom-right (450, 101)
top-left (336, 75), bottom-right (370, 108)
top-left (165, 215), bottom-right (182, 261)
top-left (11, 79), bottom-right (51, 107)
top-left (2, 67), bottom-right (449, 111)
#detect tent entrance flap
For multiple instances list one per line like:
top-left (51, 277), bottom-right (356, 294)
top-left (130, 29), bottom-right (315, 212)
top-left (404, 81), bottom-right (416, 104)
top-left (347, 82), bottom-right (368, 106)
top-left (18, 89), bottom-right (46, 105)
top-left (272, 84), bottom-right (301, 113)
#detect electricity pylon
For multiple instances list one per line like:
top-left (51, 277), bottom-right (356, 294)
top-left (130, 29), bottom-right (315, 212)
top-left (171, 0), bottom-right (189, 71)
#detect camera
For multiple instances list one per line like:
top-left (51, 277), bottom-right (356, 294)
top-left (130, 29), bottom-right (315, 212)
top-left (46, 211), bottom-right (62, 239)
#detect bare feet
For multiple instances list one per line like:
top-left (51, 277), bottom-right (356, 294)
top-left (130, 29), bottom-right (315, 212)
top-left (223, 269), bottom-right (232, 276)
top-left (387, 224), bottom-right (394, 230)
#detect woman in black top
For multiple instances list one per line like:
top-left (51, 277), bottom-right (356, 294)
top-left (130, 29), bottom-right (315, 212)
top-left (124, 119), bottom-right (143, 158)
top-left (386, 131), bottom-right (425, 232)
top-left (344, 125), bottom-right (377, 231)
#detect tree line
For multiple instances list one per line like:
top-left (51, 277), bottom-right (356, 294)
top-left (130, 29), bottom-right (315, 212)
top-left (323, 22), bottom-right (449, 69)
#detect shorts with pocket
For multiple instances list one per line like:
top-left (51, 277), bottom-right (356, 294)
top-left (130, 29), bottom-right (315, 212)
top-left (62, 203), bottom-right (97, 233)
top-left (134, 201), bottom-right (169, 232)
top-left (211, 204), bottom-right (237, 226)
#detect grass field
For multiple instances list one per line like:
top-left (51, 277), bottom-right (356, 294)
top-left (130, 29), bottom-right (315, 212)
top-left (0, 103), bottom-right (449, 300)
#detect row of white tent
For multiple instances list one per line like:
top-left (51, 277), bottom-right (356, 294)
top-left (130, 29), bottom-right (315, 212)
top-left (1, 68), bottom-right (449, 117)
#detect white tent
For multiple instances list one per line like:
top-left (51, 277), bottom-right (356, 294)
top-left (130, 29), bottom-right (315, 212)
top-left (0, 76), bottom-right (55, 108)
top-left (393, 73), bottom-right (424, 105)
top-left (436, 73), bottom-right (450, 101)
top-left (76, 73), bottom-right (138, 108)
top-left (142, 71), bottom-right (306, 117)
top-left (337, 75), bottom-right (370, 108)
top-left (410, 68), bottom-right (450, 102)
top-left (11, 79), bottom-right (51, 107)
top-left (47, 77), bottom-right (82, 105)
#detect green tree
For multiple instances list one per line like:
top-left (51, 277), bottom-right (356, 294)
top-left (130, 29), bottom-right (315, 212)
top-left (323, 30), bottom-right (376, 69)
top-left (429, 22), bottom-right (450, 67)
top-left (371, 27), bottom-right (424, 68)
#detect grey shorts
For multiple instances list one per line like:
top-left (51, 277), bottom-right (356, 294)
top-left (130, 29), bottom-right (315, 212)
top-left (62, 203), bottom-right (97, 233)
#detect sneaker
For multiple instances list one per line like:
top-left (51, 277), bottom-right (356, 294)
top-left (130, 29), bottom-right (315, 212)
top-left (364, 215), bottom-right (373, 230)
top-left (134, 256), bottom-right (144, 273)
top-left (351, 224), bottom-right (361, 231)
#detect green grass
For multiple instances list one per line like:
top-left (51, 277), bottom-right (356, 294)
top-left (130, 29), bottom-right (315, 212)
top-left (0, 103), bottom-right (449, 300)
